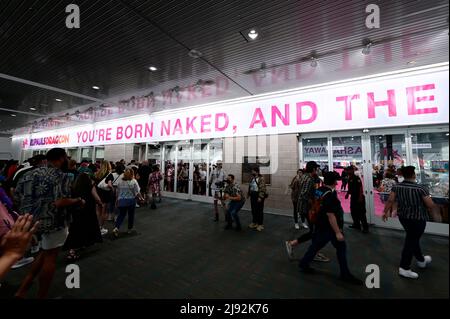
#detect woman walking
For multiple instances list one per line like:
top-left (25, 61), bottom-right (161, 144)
top-left (113, 168), bottom-right (141, 237)
top-left (148, 165), bottom-right (163, 208)
top-left (94, 161), bottom-right (114, 235)
top-left (64, 173), bottom-right (103, 260)
top-left (290, 169), bottom-right (308, 230)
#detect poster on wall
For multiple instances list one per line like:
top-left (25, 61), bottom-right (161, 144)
top-left (242, 156), bottom-right (271, 185)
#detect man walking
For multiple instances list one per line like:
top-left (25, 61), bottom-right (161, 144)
top-left (223, 174), bottom-right (245, 231)
top-left (285, 161), bottom-right (329, 262)
top-left (345, 165), bottom-right (369, 233)
top-left (209, 161), bottom-right (226, 221)
top-left (297, 172), bottom-right (363, 285)
top-left (383, 166), bottom-right (436, 279)
top-left (14, 148), bottom-right (85, 299)
top-left (247, 166), bottom-right (267, 232)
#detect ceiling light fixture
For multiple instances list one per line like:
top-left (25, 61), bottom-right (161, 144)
top-left (29, 107), bottom-right (37, 111)
top-left (55, 98), bottom-right (63, 102)
top-left (148, 66), bottom-right (158, 71)
top-left (92, 85), bottom-right (100, 90)
top-left (248, 29), bottom-right (259, 40)
top-left (310, 57), bottom-right (318, 68)
top-left (188, 49), bottom-right (203, 59)
top-left (362, 42), bottom-right (372, 55)
top-left (11, 114), bottom-right (16, 117)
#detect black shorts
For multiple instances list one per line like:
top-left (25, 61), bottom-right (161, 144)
top-left (97, 188), bottom-right (113, 204)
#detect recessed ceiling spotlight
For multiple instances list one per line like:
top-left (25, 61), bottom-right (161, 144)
top-left (29, 107), bottom-right (37, 111)
top-left (148, 66), bottom-right (158, 71)
top-left (310, 57), bottom-right (318, 68)
top-left (362, 42), bottom-right (372, 55)
top-left (11, 114), bottom-right (16, 117)
top-left (248, 29), bottom-right (259, 40)
top-left (92, 85), bottom-right (100, 90)
top-left (446, 133), bottom-right (449, 136)
top-left (55, 98), bottom-right (63, 102)
top-left (188, 49), bottom-right (203, 59)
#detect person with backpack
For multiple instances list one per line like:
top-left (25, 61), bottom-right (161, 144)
top-left (247, 166), bottom-right (267, 232)
top-left (297, 172), bottom-right (363, 285)
top-left (223, 174), bottom-right (246, 231)
top-left (284, 161), bottom-right (329, 262)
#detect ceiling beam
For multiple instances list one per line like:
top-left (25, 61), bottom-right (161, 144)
top-left (0, 73), bottom-right (107, 103)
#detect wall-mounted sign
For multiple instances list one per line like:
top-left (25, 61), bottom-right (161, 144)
top-left (17, 68), bottom-right (449, 150)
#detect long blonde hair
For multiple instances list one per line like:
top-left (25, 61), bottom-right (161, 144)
top-left (95, 161), bottom-right (111, 180)
top-left (122, 168), bottom-right (135, 181)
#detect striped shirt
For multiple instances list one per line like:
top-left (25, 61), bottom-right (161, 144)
top-left (297, 173), bottom-right (316, 215)
top-left (392, 181), bottom-right (430, 221)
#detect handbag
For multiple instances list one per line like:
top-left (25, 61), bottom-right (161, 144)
top-left (97, 174), bottom-right (112, 191)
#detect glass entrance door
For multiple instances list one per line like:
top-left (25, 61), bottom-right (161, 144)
top-left (368, 133), bottom-right (408, 229)
top-left (161, 139), bottom-right (223, 202)
top-left (301, 126), bottom-right (448, 236)
top-left (331, 135), bottom-right (365, 222)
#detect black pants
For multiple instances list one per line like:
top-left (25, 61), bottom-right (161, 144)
top-left (299, 229), bottom-right (351, 277)
top-left (296, 213), bottom-right (314, 243)
top-left (292, 200), bottom-right (306, 224)
top-left (250, 191), bottom-right (264, 225)
top-left (399, 218), bottom-right (426, 270)
top-left (350, 198), bottom-right (369, 231)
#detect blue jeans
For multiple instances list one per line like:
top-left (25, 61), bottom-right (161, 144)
top-left (226, 201), bottom-right (244, 228)
top-left (299, 229), bottom-right (351, 277)
top-left (115, 202), bottom-right (136, 230)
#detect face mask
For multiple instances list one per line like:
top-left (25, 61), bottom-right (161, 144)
top-left (398, 176), bottom-right (404, 183)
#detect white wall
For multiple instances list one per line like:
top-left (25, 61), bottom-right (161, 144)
top-left (0, 137), bottom-right (16, 160)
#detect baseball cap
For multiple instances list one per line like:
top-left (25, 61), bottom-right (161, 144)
top-left (305, 161), bottom-right (320, 172)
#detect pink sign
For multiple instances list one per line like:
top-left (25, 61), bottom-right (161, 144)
top-left (19, 68), bottom-right (449, 150)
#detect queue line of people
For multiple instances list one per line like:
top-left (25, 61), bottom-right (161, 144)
top-left (0, 152), bottom-right (442, 298)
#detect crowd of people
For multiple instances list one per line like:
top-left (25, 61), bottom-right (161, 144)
top-left (0, 148), bottom-right (441, 298)
top-left (0, 150), bottom-right (162, 298)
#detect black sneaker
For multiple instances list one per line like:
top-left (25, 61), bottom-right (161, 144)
top-left (299, 266), bottom-right (315, 274)
top-left (340, 274), bottom-right (364, 285)
top-left (349, 225), bottom-right (361, 230)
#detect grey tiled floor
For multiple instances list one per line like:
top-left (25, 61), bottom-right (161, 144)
top-left (1, 198), bottom-right (448, 299)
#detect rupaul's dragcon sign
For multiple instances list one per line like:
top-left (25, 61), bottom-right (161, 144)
top-left (19, 68), bottom-right (449, 150)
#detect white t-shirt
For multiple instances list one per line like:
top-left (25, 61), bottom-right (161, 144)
top-left (210, 168), bottom-right (226, 190)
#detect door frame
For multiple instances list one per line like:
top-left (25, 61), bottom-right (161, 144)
top-left (300, 125), bottom-right (449, 236)
top-left (161, 140), bottom-right (218, 203)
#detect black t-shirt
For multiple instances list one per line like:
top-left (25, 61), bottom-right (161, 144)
top-left (315, 186), bottom-right (344, 231)
top-left (137, 165), bottom-right (151, 183)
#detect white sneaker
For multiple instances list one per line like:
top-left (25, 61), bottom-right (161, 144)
top-left (30, 243), bottom-right (40, 254)
top-left (417, 255), bottom-right (432, 269)
top-left (301, 223), bottom-right (309, 229)
top-left (294, 223), bottom-right (300, 230)
top-left (285, 241), bottom-right (294, 259)
top-left (11, 257), bottom-right (35, 269)
top-left (135, 203), bottom-right (140, 208)
top-left (100, 228), bottom-right (109, 236)
top-left (399, 267), bottom-right (419, 279)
